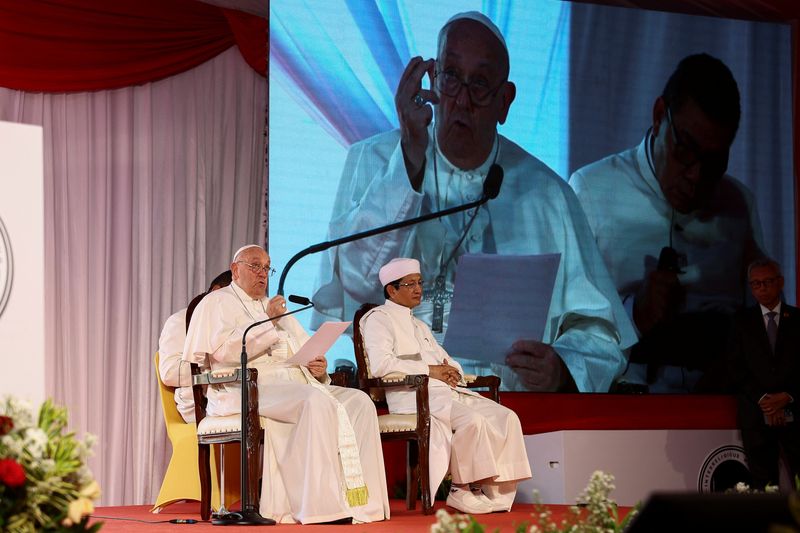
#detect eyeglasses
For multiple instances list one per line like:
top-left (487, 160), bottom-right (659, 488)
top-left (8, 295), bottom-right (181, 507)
top-left (749, 277), bottom-right (781, 289)
top-left (237, 261), bottom-right (276, 277)
top-left (435, 69), bottom-right (506, 107)
top-left (665, 106), bottom-right (729, 178)
top-left (396, 279), bottom-right (425, 289)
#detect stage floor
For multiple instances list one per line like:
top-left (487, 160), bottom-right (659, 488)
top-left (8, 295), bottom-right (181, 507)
top-left (89, 499), bottom-right (606, 532)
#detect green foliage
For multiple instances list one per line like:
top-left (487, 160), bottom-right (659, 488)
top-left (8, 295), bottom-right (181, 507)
top-left (430, 471), bottom-right (639, 533)
top-left (0, 397), bottom-right (101, 532)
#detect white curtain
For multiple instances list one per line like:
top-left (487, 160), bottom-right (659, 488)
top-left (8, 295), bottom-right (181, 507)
top-left (0, 46), bottom-right (267, 505)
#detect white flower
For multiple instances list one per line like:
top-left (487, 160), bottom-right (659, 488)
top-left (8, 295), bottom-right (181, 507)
top-left (24, 427), bottom-right (48, 459)
top-left (735, 481), bottom-right (750, 493)
top-left (1, 434), bottom-right (24, 456)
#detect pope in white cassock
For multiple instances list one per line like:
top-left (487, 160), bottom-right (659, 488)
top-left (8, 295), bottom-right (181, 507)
top-left (183, 245), bottom-right (389, 524)
top-left (361, 258), bottom-right (532, 514)
top-left (311, 11), bottom-right (637, 393)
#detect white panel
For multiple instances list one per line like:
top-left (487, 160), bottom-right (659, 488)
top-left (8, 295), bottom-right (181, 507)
top-left (0, 121), bottom-right (44, 405)
top-left (518, 429), bottom-right (744, 506)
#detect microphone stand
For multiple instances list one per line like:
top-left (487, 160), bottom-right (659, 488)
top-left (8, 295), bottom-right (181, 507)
top-left (277, 191), bottom-right (496, 296)
top-left (212, 303), bottom-right (313, 526)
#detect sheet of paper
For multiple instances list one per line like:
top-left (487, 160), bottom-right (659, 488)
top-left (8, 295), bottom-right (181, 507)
top-left (442, 253), bottom-right (560, 364)
top-left (286, 321), bottom-right (351, 366)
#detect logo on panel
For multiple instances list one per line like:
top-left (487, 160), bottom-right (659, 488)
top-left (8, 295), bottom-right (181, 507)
top-left (0, 215), bottom-right (13, 318)
top-left (698, 445), bottom-right (751, 493)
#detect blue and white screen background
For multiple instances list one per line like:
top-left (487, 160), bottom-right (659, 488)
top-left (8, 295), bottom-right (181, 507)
top-left (269, 0), bottom-right (794, 371)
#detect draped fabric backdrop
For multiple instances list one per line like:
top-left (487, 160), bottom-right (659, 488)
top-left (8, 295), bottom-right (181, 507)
top-left (0, 0), bottom-right (267, 506)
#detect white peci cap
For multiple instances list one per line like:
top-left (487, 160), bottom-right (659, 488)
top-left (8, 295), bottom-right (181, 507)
top-left (379, 258), bottom-right (421, 286)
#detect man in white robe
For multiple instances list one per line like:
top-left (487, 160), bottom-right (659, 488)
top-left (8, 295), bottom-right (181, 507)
top-left (158, 270), bottom-right (232, 423)
top-left (183, 245), bottom-right (389, 524)
top-left (311, 11), bottom-right (636, 393)
top-left (569, 54), bottom-right (764, 393)
top-left (361, 258), bottom-right (531, 514)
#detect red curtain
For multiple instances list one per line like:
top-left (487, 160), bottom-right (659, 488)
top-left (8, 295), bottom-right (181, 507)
top-left (575, 0), bottom-right (800, 299)
top-left (0, 0), bottom-right (266, 92)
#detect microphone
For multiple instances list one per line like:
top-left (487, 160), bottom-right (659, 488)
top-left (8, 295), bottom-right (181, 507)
top-left (226, 296), bottom-right (313, 526)
top-left (288, 294), bottom-right (313, 306)
top-left (277, 165), bottom-right (505, 295)
top-left (657, 246), bottom-right (682, 273)
top-left (483, 164), bottom-right (504, 199)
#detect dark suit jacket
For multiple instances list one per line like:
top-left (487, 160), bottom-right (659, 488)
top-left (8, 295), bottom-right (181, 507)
top-left (728, 303), bottom-right (800, 429)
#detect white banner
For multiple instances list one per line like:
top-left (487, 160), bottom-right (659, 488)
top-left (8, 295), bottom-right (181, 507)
top-left (0, 121), bottom-right (44, 405)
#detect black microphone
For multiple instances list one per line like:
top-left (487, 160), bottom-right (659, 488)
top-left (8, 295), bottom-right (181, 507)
top-left (288, 294), bottom-right (313, 306)
top-left (657, 246), bottom-right (682, 273)
top-left (228, 297), bottom-right (313, 526)
top-left (277, 165), bottom-right (505, 295)
top-left (483, 164), bottom-right (504, 199)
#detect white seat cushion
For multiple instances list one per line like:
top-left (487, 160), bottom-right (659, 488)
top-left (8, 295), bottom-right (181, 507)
top-left (378, 413), bottom-right (417, 433)
top-left (197, 414), bottom-right (267, 436)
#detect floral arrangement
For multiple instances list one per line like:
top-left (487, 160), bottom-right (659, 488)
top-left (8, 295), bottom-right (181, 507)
top-left (0, 396), bottom-right (101, 532)
top-left (431, 471), bottom-right (638, 533)
top-left (728, 481), bottom-right (779, 494)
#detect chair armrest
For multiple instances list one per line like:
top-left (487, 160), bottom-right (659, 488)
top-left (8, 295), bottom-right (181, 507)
top-left (190, 366), bottom-right (259, 425)
top-left (329, 370), bottom-right (350, 388)
top-left (466, 374), bottom-right (501, 404)
top-left (193, 368), bottom-right (249, 386)
top-left (364, 373), bottom-right (429, 389)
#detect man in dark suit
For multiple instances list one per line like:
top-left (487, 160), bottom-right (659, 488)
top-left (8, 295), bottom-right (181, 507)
top-left (729, 258), bottom-right (800, 490)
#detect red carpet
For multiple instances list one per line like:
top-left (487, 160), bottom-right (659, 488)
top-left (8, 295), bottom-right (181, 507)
top-left (89, 499), bottom-right (630, 532)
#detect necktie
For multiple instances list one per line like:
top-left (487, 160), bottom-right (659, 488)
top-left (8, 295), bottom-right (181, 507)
top-left (766, 311), bottom-right (778, 352)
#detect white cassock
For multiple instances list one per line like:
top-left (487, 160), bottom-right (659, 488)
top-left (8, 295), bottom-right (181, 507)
top-left (360, 299), bottom-right (532, 504)
top-left (183, 282), bottom-right (389, 524)
top-left (158, 307), bottom-right (195, 423)
top-left (311, 126), bottom-right (637, 392)
top-left (569, 135), bottom-right (764, 390)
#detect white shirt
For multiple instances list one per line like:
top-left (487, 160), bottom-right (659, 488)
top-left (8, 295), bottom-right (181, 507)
top-left (760, 302), bottom-right (782, 329)
top-left (569, 135), bottom-right (764, 317)
top-left (158, 307), bottom-right (195, 423)
top-left (312, 126), bottom-right (637, 392)
top-left (361, 299), bottom-right (466, 414)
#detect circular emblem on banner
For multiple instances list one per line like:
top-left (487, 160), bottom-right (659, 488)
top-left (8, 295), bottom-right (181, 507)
top-left (0, 215), bottom-right (12, 318)
top-left (698, 445), bottom-right (751, 493)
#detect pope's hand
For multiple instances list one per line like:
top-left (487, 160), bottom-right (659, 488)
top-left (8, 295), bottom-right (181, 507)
top-left (506, 340), bottom-right (570, 392)
top-left (267, 295), bottom-right (286, 318)
top-left (396, 56), bottom-right (438, 189)
top-left (306, 356), bottom-right (328, 380)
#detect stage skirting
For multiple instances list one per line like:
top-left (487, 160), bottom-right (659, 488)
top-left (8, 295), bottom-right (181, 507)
top-left (382, 393), bottom-right (743, 506)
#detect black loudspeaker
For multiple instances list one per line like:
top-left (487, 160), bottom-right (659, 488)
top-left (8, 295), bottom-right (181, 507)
top-left (626, 492), bottom-right (796, 533)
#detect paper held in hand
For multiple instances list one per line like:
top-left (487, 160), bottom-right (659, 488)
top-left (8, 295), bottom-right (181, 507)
top-left (443, 253), bottom-right (560, 365)
top-left (286, 321), bottom-right (351, 365)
